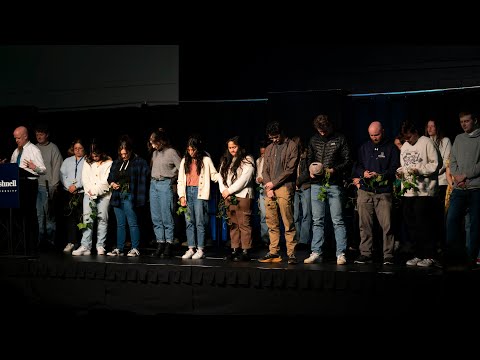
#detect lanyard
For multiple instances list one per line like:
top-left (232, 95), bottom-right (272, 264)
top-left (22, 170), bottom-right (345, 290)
top-left (75, 157), bottom-right (83, 178)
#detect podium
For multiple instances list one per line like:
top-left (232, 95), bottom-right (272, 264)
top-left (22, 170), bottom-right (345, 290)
top-left (0, 164), bottom-right (36, 255)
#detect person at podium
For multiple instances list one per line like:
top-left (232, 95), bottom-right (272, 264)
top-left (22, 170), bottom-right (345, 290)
top-left (10, 125), bottom-right (46, 255)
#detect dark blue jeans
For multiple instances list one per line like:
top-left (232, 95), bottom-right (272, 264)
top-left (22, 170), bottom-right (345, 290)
top-left (446, 188), bottom-right (480, 259)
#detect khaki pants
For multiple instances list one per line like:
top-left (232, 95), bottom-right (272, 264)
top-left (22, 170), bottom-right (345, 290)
top-left (265, 186), bottom-right (296, 256)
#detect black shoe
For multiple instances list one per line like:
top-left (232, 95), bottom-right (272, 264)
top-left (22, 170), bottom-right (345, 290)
top-left (240, 250), bottom-right (250, 262)
top-left (383, 256), bottom-right (395, 265)
top-left (230, 248), bottom-right (242, 261)
top-left (153, 242), bottom-right (165, 257)
top-left (258, 253), bottom-right (282, 263)
top-left (162, 242), bottom-right (172, 258)
top-left (354, 255), bottom-right (373, 264)
top-left (288, 254), bottom-right (298, 265)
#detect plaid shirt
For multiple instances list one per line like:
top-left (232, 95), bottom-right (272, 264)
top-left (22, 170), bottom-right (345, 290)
top-left (108, 154), bottom-right (150, 207)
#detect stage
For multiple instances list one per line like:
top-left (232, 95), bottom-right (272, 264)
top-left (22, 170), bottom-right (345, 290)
top-left (1, 245), bottom-right (478, 324)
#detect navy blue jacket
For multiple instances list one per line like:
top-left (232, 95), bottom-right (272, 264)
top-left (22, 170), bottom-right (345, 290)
top-left (352, 139), bottom-right (400, 194)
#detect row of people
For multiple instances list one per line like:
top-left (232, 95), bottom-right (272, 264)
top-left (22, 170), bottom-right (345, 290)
top-left (6, 111), bottom-right (478, 267)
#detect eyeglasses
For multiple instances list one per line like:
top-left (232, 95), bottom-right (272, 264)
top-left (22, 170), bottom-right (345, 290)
top-left (268, 135), bottom-right (280, 141)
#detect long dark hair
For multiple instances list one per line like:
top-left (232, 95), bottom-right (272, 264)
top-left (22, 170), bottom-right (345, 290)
top-left (219, 136), bottom-right (253, 187)
top-left (184, 135), bottom-right (206, 175)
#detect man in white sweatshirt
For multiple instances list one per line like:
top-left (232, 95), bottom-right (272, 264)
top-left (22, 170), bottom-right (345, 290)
top-left (397, 121), bottom-right (440, 267)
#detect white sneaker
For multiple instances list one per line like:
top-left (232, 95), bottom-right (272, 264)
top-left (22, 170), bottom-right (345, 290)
top-left (127, 248), bottom-right (140, 257)
top-left (107, 248), bottom-right (124, 256)
top-left (96, 246), bottom-right (106, 255)
top-left (304, 252), bottom-right (321, 264)
top-left (72, 245), bottom-right (91, 256)
top-left (406, 257), bottom-right (422, 266)
top-left (182, 248), bottom-right (195, 259)
top-left (337, 253), bottom-right (347, 265)
top-left (63, 243), bottom-right (74, 253)
top-left (417, 258), bottom-right (433, 267)
top-left (192, 249), bottom-right (205, 259)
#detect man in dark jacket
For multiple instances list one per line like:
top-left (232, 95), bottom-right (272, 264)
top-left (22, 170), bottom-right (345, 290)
top-left (304, 114), bottom-right (351, 265)
top-left (258, 121), bottom-right (299, 264)
top-left (352, 121), bottom-right (399, 265)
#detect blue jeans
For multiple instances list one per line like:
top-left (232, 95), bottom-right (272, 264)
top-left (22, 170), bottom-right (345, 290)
top-left (185, 186), bottom-right (207, 249)
top-left (446, 188), bottom-right (480, 258)
top-left (150, 179), bottom-right (175, 243)
top-left (258, 192), bottom-right (269, 243)
top-left (113, 193), bottom-right (140, 250)
top-left (294, 187), bottom-right (312, 244)
top-left (310, 184), bottom-right (347, 256)
top-left (80, 193), bottom-right (111, 249)
top-left (36, 185), bottom-right (56, 244)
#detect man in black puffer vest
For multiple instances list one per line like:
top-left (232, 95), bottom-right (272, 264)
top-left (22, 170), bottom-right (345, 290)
top-left (304, 115), bottom-right (352, 265)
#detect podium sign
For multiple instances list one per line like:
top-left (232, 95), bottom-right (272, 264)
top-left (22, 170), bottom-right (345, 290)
top-left (0, 163), bottom-right (20, 208)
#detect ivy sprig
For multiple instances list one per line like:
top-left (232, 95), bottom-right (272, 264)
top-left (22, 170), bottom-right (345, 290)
top-left (176, 200), bottom-right (190, 220)
top-left (77, 198), bottom-right (100, 230)
top-left (118, 178), bottom-right (130, 199)
top-left (362, 173), bottom-right (388, 193)
top-left (76, 189), bottom-right (110, 230)
top-left (65, 192), bottom-right (81, 217)
top-left (217, 195), bottom-right (238, 225)
top-left (394, 171), bottom-right (419, 198)
top-left (317, 170), bottom-right (331, 201)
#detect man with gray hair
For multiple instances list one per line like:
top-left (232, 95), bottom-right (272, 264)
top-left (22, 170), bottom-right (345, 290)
top-left (10, 125), bottom-right (46, 255)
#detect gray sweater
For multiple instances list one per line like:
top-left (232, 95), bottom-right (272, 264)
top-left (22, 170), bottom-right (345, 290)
top-left (37, 142), bottom-right (63, 188)
top-left (151, 148), bottom-right (181, 179)
top-left (450, 128), bottom-right (480, 189)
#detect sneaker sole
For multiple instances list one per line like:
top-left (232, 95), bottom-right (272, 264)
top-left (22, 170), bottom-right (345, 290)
top-left (258, 257), bottom-right (282, 263)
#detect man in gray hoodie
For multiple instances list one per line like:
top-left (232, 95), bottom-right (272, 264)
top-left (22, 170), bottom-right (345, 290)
top-left (446, 111), bottom-right (480, 266)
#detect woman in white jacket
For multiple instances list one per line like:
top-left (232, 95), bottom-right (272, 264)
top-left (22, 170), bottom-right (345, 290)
top-left (177, 136), bottom-right (218, 259)
top-left (72, 143), bottom-right (112, 256)
top-left (218, 136), bottom-right (255, 261)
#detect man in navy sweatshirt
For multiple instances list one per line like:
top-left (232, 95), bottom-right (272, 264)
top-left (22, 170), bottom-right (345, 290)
top-left (353, 121), bottom-right (399, 265)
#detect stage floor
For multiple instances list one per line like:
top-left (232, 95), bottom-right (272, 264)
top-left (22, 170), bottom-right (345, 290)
top-left (1, 245), bottom-right (478, 323)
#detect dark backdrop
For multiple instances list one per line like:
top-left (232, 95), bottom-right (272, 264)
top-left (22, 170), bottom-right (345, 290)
top-left (2, 88), bottom-right (480, 165)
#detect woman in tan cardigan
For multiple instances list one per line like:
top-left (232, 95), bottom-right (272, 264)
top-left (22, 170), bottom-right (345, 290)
top-left (177, 135), bottom-right (218, 259)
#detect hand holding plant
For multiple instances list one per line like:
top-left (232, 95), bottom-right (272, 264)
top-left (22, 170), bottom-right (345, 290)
top-left (317, 169), bottom-right (331, 201)
top-left (176, 200), bottom-right (190, 220)
top-left (217, 195), bottom-right (238, 225)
